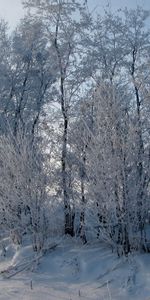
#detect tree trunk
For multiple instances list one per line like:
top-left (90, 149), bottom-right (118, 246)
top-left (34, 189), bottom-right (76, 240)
top-left (78, 147), bottom-right (87, 243)
top-left (54, 14), bottom-right (75, 237)
top-left (62, 115), bottom-right (75, 236)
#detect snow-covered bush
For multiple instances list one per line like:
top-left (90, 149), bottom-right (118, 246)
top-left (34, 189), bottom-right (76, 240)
top-left (0, 132), bottom-right (50, 251)
top-left (85, 83), bottom-right (150, 254)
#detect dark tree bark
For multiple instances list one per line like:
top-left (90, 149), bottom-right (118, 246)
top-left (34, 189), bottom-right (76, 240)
top-left (54, 13), bottom-right (75, 236)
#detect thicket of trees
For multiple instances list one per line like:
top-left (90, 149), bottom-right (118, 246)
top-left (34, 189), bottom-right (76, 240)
top-left (0, 0), bottom-right (150, 255)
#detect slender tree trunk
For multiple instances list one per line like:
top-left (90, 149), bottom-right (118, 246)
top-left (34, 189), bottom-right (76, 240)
top-left (58, 48), bottom-right (75, 237)
top-left (131, 48), bottom-right (145, 239)
top-left (132, 82), bottom-right (144, 231)
top-left (78, 146), bottom-right (87, 243)
top-left (62, 113), bottom-right (74, 236)
top-left (53, 6), bottom-right (76, 236)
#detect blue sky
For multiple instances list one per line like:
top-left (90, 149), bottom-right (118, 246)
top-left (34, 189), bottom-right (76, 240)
top-left (0, 0), bottom-right (149, 29)
top-left (90, 0), bottom-right (150, 11)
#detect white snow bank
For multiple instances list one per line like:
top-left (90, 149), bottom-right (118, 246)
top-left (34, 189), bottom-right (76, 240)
top-left (0, 237), bottom-right (150, 299)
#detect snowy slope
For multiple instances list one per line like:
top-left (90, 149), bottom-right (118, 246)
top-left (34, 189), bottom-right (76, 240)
top-left (0, 237), bottom-right (150, 299)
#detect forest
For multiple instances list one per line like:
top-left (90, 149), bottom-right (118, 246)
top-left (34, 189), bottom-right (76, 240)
top-left (0, 0), bottom-right (149, 258)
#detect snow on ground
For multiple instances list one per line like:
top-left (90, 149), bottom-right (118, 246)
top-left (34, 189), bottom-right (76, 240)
top-left (0, 236), bottom-right (150, 299)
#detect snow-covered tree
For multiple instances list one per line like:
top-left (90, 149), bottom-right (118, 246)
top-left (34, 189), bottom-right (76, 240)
top-left (22, 0), bottom-right (90, 236)
top-left (0, 132), bottom-right (49, 251)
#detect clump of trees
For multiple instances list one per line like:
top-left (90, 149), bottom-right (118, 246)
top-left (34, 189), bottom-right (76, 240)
top-left (0, 0), bottom-right (149, 255)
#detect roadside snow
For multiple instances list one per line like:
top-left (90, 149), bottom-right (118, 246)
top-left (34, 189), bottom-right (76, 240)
top-left (0, 237), bottom-right (150, 299)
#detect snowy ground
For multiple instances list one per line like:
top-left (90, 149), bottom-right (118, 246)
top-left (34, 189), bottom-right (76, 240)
top-left (0, 237), bottom-right (150, 299)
